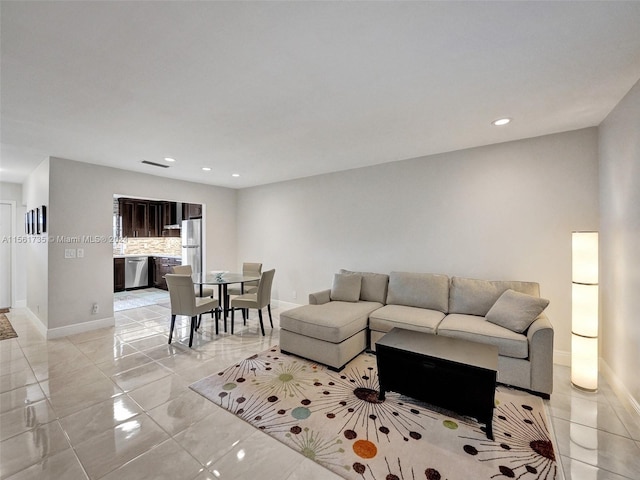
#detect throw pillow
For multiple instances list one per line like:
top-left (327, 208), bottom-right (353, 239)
top-left (486, 289), bottom-right (550, 333)
top-left (331, 273), bottom-right (362, 302)
top-left (339, 269), bottom-right (389, 304)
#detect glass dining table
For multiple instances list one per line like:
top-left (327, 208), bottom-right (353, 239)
top-left (192, 272), bottom-right (260, 332)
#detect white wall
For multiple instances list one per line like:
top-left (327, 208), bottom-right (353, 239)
top-left (238, 128), bottom-right (600, 359)
top-left (599, 79), bottom-right (640, 409)
top-left (42, 157), bottom-right (237, 335)
top-left (0, 182), bottom-right (27, 307)
top-left (23, 159), bottom-right (50, 327)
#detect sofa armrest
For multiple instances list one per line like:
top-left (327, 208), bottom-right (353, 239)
top-left (527, 314), bottom-right (554, 396)
top-left (309, 289), bottom-right (331, 305)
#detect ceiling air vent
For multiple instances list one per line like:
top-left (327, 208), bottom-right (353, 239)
top-left (141, 160), bottom-right (170, 168)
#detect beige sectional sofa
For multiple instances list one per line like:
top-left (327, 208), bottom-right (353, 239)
top-left (280, 270), bottom-right (554, 397)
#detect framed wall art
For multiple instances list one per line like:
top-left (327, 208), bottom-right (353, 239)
top-left (39, 205), bottom-right (47, 233)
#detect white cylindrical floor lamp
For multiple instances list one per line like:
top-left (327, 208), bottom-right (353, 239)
top-left (571, 231), bottom-right (599, 391)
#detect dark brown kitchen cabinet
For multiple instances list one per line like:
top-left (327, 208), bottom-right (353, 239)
top-left (118, 199), bottom-right (196, 237)
top-left (119, 199), bottom-right (135, 238)
top-left (182, 203), bottom-right (202, 219)
top-left (114, 258), bottom-right (125, 292)
top-left (148, 202), bottom-right (160, 237)
top-left (161, 202), bottom-right (176, 226)
top-left (160, 202), bottom-right (180, 237)
top-left (151, 256), bottom-right (181, 290)
top-left (133, 201), bottom-right (148, 236)
top-left (119, 198), bottom-right (148, 238)
top-left (119, 198), bottom-right (164, 237)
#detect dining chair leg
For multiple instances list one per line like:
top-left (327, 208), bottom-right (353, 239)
top-left (189, 316), bottom-right (196, 347)
top-left (168, 314), bottom-right (176, 344)
top-left (258, 309), bottom-right (265, 336)
top-left (267, 304), bottom-right (273, 328)
top-left (230, 308), bottom-right (235, 335)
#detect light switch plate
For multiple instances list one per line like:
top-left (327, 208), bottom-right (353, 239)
top-left (65, 248), bottom-right (76, 259)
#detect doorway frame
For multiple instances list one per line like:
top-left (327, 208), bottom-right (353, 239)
top-left (0, 200), bottom-right (17, 308)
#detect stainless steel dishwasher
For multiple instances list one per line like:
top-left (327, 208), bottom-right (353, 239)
top-left (125, 256), bottom-right (149, 289)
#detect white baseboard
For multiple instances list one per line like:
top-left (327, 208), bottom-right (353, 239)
top-left (600, 359), bottom-right (640, 418)
top-left (23, 307), bottom-right (116, 340)
top-left (46, 316), bottom-right (115, 339)
top-left (14, 299), bottom-right (26, 308)
top-left (552, 351), bottom-right (639, 417)
top-left (23, 308), bottom-right (47, 339)
top-left (554, 349), bottom-right (571, 367)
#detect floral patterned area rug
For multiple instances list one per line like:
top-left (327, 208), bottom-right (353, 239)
top-left (0, 313), bottom-right (18, 341)
top-left (190, 346), bottom-right (558, 480)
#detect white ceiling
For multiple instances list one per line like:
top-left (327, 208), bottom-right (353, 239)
top-left (2, 1), bottom-right (640, 189)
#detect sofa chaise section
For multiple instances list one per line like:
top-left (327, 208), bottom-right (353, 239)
top-left (279, 270), bottom-right (388, 370)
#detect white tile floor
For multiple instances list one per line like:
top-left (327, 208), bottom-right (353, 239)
top-left (1, 300), bottom-right (639, 479)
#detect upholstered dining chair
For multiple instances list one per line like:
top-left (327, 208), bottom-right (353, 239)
top-left (171, 264), bottom-right (215, 298)
top-left (230, 269), bottom-right (275, 336)
top-left (165, 274), bottom-right (220, 347)
top-left (227, 262), bottom-right (262, 296)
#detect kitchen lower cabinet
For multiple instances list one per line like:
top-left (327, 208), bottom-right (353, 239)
top-left (114, 258), bottom-right (125, 292)
top-left (151, 257), bottom-right (181, 290)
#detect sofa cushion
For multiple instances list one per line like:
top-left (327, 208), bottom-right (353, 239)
top-left (339, 269), bottom-right (389, 304)
top-left (448, 276), bottom-right (541, 316)
top-left (437, 313), bottom-right (529, 359)
top-left (386, 271), bottom-right (449, 312)
top-left (486, 289), bottom-right (550, 333)
top-left (330, 273), bottom-right (362, 302)
top-left (369, 305), bottom-right (445, 335)
top-left (279, 301), bottom-right (381, 344)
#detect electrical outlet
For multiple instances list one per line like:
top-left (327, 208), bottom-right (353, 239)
top-left (92, 303), bottom-right (99, 314)
top-left (77, 248), bottom-right (84, 258)
top-left (292, 290), bottom-right (297, 300)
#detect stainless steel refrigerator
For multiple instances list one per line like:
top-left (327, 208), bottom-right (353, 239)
top-left (181, 219), bottom-right (202, 275)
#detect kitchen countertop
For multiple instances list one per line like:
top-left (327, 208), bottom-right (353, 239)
top-left (114, 254), bottom-right (181, 259)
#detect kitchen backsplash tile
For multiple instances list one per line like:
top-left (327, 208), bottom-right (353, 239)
top-left (114, 237), bottom-right (181, 255)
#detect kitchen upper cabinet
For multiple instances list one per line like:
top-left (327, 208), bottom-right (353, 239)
top-left (133, 201), bottom-right (148, 236)
top-left (148, 202), bottom-right (160, 237)
top-left (119, 198), bottom-right (162, 237)
top-left (118, 199), bottom-right (198, 237)
top-left (182, 203), bottom-right (202, 219)
top-left (161, 202), bottom-right (177, 226)
top-left (119, 199), bottom-right (135, 238)
top-left (160, 202), bottom-right (180, 237)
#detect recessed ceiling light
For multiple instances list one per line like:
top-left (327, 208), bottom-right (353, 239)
top-left (202, 167), bottom-right (211, 171)
top-left (492, 118), bottom-right (512, 126)
top-left (164, 157), bottom-right (175, 162)
top-left (232, 173), bottom-right (240, 177)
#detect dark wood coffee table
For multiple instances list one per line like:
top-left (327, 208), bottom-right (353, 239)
top-left (376, 328), bottom-right (498, 440)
